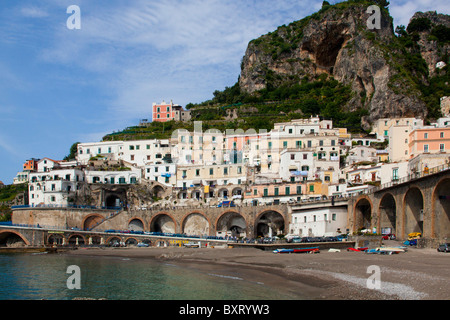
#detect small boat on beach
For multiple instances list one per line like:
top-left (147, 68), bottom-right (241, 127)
top-left (273, 247), bottom-right (319, 254)
top-left (365, 247), bottom-right (405, 255)
top-left (347, 247), bottom-right (368, 252)
top-left (273, 248), bottom-right (294, 254)
top-left (293, 247), bottom-right (319, 254)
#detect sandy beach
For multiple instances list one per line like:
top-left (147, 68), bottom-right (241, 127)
top-left (63, 243), bottom-right (450, 300)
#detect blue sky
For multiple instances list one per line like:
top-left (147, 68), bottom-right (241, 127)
top-left (0, 0), bottom-right (449, 184)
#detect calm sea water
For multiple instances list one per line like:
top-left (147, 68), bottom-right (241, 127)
top-left (0, 253), bottom-right (303, 300)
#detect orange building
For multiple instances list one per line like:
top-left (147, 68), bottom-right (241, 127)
top-left (409, 127), bottom-right (450, 158)
top-left (23, 158), bottom-right (39, 172)
top-left (152, 100), bottom-right (191, 123)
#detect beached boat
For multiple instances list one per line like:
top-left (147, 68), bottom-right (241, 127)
top-left (273, 248), bottom-right (295, 254)
top-left (347, 247), bottom-right (368, 252)
top-left (293, 247), bottom-right (319, 254)
top-left (365, 247), bottom-right (405, 255)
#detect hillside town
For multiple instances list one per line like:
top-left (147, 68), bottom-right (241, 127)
top-left (9, 97), bottom-right (450, 238)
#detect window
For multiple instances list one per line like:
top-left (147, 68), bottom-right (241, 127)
top-left (303, 154), bottom-right (308, 160)
top-left (274, 187), bottom-right (279, 196)
top-left (296, 186), bottom-right (302, 194)
top-left (307, 140), bottom-right (312, 148)
top-left (332, 214), bottom-right (336, 221)
top-left (288, 128), bottom-right (293, 134)
top-left (309, 185), bottom-right (314, 192)
top-left (290, 154), bottom-right (295, 160)
top-left (224, 167), bottom-right (228, 175)
top-left (424, 133), bottom-right (428, 139)
top-left (440, 132), bottom-right (445, 138)
top-left (296, 141), bottom-right (302, 149)
top-left (196, 169), bottom-right (200, 176)
top-left (129, 145), bottom-right (134, 150)
top-left (268, 142), bottom-right (272, 150)
top-left (393, 168), bottom-right (399, 180)
top-left (210, 168), bottom-right (214, 175)
top-left (331, 140), bottom-right (336, 146)
top-left (319, 140), bottom-right (323, 146)
top-left (254, 189), bottom-right (258, 195)
top-left (440, 144), bottom-right (445, 152)
top-left (283, 141), bottom-right (288, 148)
top-left (263, 188), bottom-right (268, 197)
top-left (285, 187), bottom-right (290, 195)
top-left (130, 155), bottom-right (135, 161)
top-left (424, 144), bottom-right (429, 153)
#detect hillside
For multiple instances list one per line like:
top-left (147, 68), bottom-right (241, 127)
top-left (103, 0), bottom-right (449, 142)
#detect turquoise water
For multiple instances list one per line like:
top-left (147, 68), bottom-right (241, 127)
top-left (0, 253), bottom-right (303, 300)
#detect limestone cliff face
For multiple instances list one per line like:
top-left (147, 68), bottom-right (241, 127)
top-left (239, 3), bottom-right (447, 127)
top-left (409, 11), bottom-right (450, 77)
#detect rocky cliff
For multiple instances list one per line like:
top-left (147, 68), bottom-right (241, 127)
top-left (239, 1), bottom-right (449, 128)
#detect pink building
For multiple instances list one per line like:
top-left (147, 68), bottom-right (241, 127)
top-left (152, 101), bottom-right (191, 123)
top-left (409, 127), bottom-right (450, 158)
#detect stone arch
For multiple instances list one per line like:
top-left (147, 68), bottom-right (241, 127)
top-left (83, 213), bottom-right (105, 231)
top-left (128, 217), bottom-right (145, 231)
top-left (0, 230), bottom-right (30, 246)
top-left (353, 196), bottom-right (373, 232)
top-left (105, 194), bottom-right (121, 208)
top-left (254, 210), bottom-right (285, 238)
top-left (68, 234), bottom-right (85, 246)
top-left (48, 233), bottom-right (65, 246)
top-left (216, 211), bottom-right (247, 238)
top-left (106, 236), bottom-right (122, 246)
top-left (432, 178), bottom-right (450, 240)
top-left (181, 212), bottom-right (210, 236)
top-left (378, 193), bottom-right (397, 234)
top-left (151, 185), bottom-right (166, 198)
top-left (89, 235), bottom-right (103, 245)
top-left (150, 213), bottom-right (176, 234)
top-left (125, 237), bottom-right (138, 246)
top-left (403, 187), bottom-right (424, 238)
top-left (217, 188), bottom-right (229, 198)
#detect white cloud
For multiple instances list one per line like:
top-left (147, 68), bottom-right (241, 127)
top-left (20, 6), bottom-right (49, 18)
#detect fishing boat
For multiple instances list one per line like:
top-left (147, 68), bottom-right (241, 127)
top-left (347, 247), bottom-right (368, 252)
top-left (273, 248), bottom-right (295, 254)
top-left (293, 247), bottom-right (320, 254)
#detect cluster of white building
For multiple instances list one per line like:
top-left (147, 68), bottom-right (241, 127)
top-left (13, 111), bottom-right (450, 238)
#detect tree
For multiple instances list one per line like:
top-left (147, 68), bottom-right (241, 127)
top-left (64, 142), bottom-right (80, 161)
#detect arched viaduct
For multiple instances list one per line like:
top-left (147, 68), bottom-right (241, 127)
top-left (9, 204), bottom-right (291, 246)
top-left (348, 168), bottom-right (450, 246)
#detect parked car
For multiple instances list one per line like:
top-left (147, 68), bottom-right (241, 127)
top-left (437, 243), bottom-right (450, 252)
top-left (382, 233), bottom-right (396, 240)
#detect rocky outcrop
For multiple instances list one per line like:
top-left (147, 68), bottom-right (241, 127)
top-left (239, 3), bottom-right (448, 128)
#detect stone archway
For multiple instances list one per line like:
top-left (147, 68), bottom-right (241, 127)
top-left (182, 212), bottom-right (209, 236)
top-left (354, 197), bottom-right (372, 231)
top-left (48, 234), bottom-right (65, 246)
top-left (83, 214), bottom-right (104, 231)
top-left (216, 211), bottom-right (247, 238)
top-left (150, 213), bottom-right (176, 234)
top-left (255, 210), bottom-right (285, 238)
top-left (0, 230), bottom-right (29, 247)
top-left (379, 193), bottom-right (397, 234)
top-left (68, 234), bottom-right (85, 246)
top-left (432, 178), bottom-right (450, 240)
top-left (403, 187), bottom-right (424, 237)
top-left (128, 218), bottom-right (145, 232)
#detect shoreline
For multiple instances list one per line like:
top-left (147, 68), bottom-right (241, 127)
top-left (62, 246), bottom-right (450, 300)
